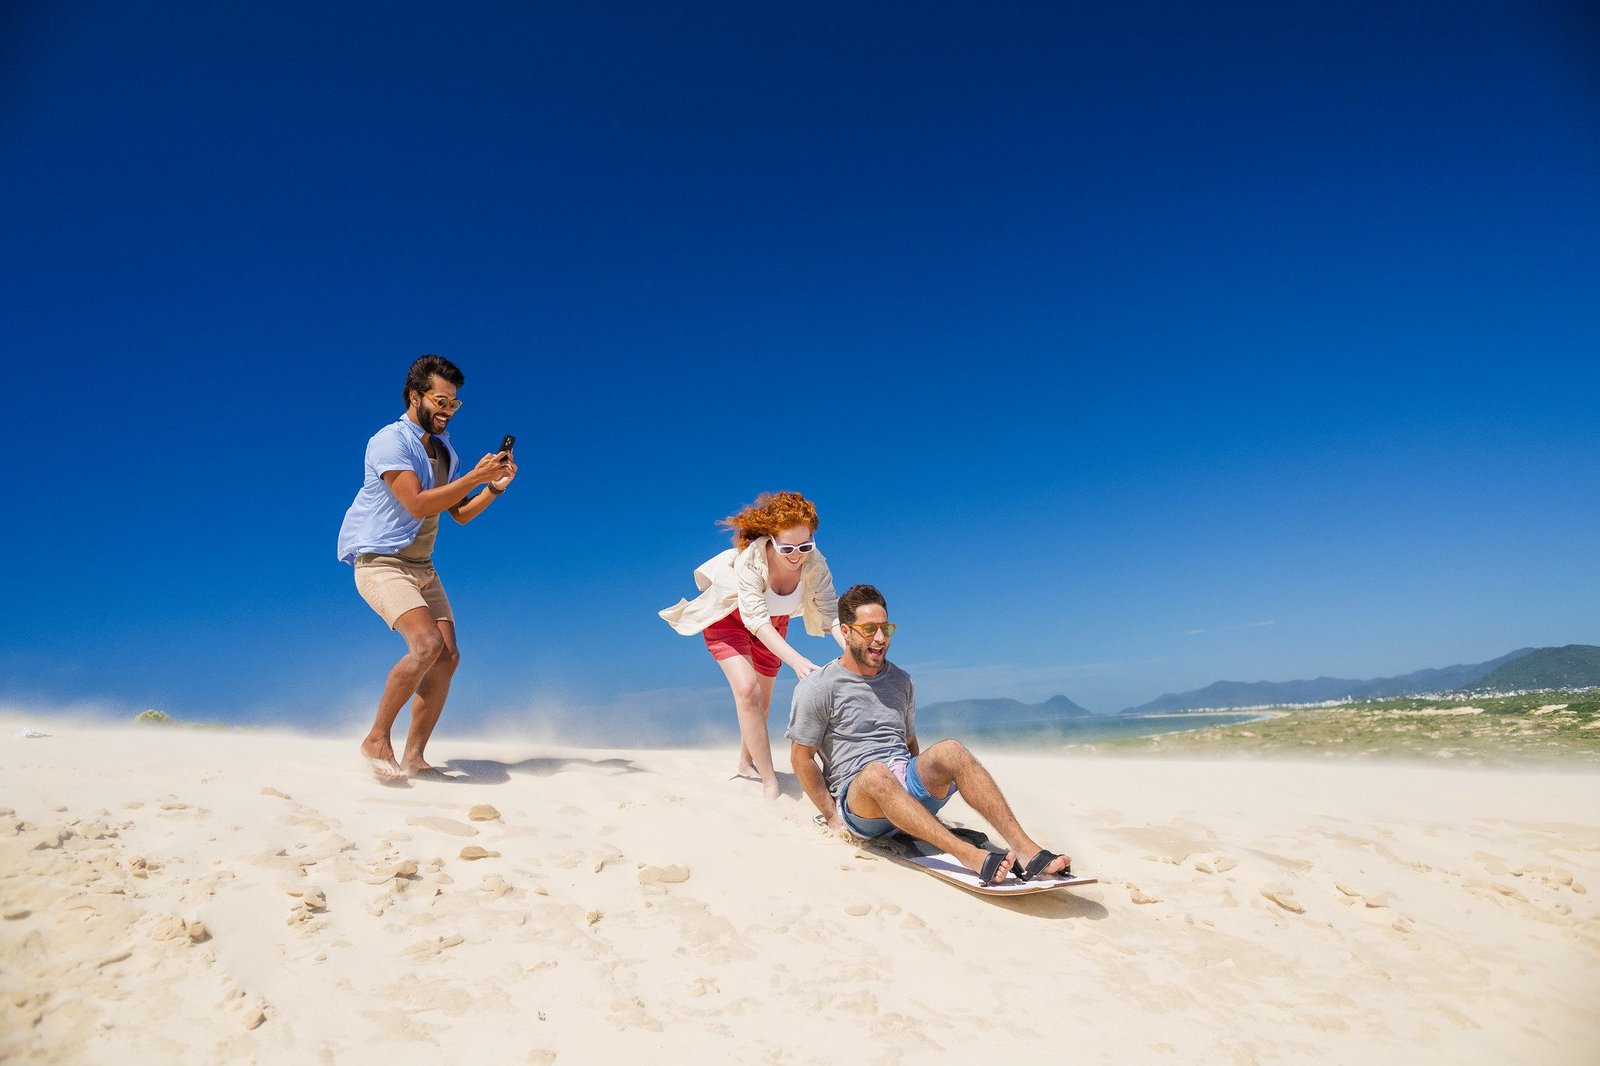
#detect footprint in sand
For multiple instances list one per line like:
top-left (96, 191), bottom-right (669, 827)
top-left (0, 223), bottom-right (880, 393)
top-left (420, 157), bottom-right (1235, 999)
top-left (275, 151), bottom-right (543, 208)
top-left (280, 812), bottom-right (335, 832)
top-left (1193, 855), bottom-right (1239, 875)
top-left (608, 996), bottom-right (663, 1032)
top-left (1126, 882), bottom-right (1162, 905)
top-left (401, 933), bottom-right (465, 959)
top-left (1335, 883), bottom-right (1389, 909)
top-left (146, 913), bottom-right (209, 943)
top-left (1516, 864), bottom-right (1586, 893)
top-left (287, 886), bottom-right (327, 909)
top-left (406, 816), bottom-right (478, 837)
top-left (286, 886), bottom-right (328, 926)
top-left (637, 864), bottom-right (690, 889)
top-left (364, 858), bottom-right (420, 884)
top-left (249, 848), bottom-right (303, 874)
top-left (1468, 880), bottom-right (1531, 904)
top-left (1260, 886), bottom-right (1305, 914)
top-left (897, 912), bottom-right (954, 953)
top-left (1474, 851), bottom-right (1511, 876)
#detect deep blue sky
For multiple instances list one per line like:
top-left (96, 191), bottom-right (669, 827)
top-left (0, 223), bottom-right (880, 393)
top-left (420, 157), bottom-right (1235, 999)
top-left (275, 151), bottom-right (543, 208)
top-left (3, 2), bottom-right (1597, 740)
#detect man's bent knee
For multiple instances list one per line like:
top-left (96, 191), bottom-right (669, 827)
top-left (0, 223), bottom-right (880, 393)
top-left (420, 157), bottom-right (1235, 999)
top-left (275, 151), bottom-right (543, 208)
top-left (405, 630), bottom-right (446, 666)
top-left (915, 740), bottom-right (973, 795)
top-left (844, 762), bottom-right (905, 823)
top-left (853, 761), bottom-right (906, 796)
top-left (922, 738), bottom-right (973, 765)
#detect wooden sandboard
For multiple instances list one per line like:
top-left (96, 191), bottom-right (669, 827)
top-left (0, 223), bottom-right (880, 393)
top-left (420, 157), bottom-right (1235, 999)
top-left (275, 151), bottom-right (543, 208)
top-left (862, 827), bottom-right (1099, 897)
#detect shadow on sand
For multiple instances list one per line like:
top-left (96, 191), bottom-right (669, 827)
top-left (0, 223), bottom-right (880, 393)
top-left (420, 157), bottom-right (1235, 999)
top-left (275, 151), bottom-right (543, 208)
top-left (968, 889), bottom-right (1109, 920)
top-left (428, 755), bottom-right (646, 785)
top-left (727, 770), bottom-right (808, 800)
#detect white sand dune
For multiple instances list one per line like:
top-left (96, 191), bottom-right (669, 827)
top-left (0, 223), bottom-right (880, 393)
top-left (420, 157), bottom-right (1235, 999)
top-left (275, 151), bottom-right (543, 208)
top-left (2, 717), bottom-right (1597, 1064)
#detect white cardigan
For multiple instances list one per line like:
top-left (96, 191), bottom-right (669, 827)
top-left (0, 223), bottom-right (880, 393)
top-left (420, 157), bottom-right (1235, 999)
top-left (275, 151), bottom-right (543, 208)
top-left (659, 536), bottom-right (840, 638)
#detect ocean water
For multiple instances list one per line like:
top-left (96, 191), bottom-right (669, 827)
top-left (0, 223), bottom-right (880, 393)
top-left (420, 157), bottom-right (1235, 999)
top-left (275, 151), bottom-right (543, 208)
top-left (927, 713), bottom-right (1273, 749)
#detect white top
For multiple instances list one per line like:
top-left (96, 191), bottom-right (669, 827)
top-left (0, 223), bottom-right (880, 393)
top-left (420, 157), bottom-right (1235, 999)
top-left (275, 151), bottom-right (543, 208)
top-left (764, 582), bottom-right (803, 618)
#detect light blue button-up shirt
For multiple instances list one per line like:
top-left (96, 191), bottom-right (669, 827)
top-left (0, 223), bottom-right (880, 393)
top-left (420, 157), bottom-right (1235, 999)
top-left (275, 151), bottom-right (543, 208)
top-left (336, 416), bottom-right (461, 564)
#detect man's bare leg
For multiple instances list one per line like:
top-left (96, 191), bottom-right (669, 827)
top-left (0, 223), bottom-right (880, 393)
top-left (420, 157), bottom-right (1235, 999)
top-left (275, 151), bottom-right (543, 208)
top-left (915, 739), bottom-right (1071, 876)
top-left (845, 762), bottom-right (1017, 879)
top-left (717, 656), bottom-right (781, 800)
top-left (401, 619), bottom-right (458, 775)
top-left (361, 607), bottom-right (445, 780)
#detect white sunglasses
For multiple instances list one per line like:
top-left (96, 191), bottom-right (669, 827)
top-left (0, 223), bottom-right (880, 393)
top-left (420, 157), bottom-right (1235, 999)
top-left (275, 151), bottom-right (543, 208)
top-left (773, 540), bottom-right (816, 556)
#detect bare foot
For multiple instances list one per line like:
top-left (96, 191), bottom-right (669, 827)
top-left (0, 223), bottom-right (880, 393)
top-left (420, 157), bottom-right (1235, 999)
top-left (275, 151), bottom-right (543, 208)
top-left (364, 755), bottom-right (405, 782)
top-left (403, 752), bottom-right (456, 780)
top-left (730, 769), bottom-right (762, 782)
top-left (361, 740), bottom-right (405, 782)
top-left (761, 777), bottom-right (781, 801)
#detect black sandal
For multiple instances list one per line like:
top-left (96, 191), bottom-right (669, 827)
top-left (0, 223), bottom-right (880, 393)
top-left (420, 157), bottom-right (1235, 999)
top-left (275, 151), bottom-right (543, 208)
top-left (978, 849), bottom-right (1012, 886)
top-left (1017, 849), bottom-right (1070, 882)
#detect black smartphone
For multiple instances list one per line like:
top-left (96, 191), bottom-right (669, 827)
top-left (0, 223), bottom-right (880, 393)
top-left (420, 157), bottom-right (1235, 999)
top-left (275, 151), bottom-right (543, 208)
top-left (499, 435), bottom-right (516, 456)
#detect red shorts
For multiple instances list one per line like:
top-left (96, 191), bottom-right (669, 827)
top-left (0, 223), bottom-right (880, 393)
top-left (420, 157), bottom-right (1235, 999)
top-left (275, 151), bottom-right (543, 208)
top-left (703, 609), bottom-right (790, 678)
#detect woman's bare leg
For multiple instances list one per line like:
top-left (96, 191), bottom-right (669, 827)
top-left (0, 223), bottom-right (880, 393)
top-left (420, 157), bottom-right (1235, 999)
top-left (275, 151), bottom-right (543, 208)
top-left (717, 656), bottom-right (781, 800)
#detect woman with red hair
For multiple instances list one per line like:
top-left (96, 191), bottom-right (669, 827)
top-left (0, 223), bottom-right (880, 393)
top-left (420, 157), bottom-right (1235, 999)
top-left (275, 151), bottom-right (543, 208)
top-left (661, 491), bottom-right (844, 799)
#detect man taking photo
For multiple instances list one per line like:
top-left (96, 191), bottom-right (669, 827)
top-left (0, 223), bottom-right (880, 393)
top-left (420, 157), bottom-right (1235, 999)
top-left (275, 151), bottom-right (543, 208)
top-left (336, 354), bottom-right (515, 781)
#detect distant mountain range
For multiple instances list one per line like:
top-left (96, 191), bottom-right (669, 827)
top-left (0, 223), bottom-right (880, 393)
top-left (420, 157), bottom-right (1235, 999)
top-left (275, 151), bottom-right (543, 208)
top-left (918, 645), bottom-right (1600, 721)
top-left (1121, 645), bottom-right (1600, 714)
top-left (1469, 645), bottom-right (1600, 693)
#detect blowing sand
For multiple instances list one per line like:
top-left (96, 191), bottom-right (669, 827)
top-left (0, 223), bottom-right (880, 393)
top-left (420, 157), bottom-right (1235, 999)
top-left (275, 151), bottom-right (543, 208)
top-left (3, 717), bottom-right (1597, 1064)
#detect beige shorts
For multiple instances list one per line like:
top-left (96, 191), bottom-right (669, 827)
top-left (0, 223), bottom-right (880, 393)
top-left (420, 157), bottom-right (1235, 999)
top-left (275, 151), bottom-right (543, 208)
top-left (354, 554), bottom-right (454, 629)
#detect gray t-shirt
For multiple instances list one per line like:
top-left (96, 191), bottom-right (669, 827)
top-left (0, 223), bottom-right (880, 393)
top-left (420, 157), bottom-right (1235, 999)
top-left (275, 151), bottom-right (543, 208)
top-left (786, 659), bottom-right (916, 799)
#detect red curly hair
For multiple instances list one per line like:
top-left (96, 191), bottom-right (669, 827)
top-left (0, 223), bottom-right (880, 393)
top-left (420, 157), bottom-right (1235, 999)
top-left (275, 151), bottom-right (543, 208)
top-left (719, 491), bottom-right (819, 550)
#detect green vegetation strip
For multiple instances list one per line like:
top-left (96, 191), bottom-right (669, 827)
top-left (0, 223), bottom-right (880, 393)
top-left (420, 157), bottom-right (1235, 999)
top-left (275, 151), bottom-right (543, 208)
top-left (1091, 692), bottom-right (1600, 766)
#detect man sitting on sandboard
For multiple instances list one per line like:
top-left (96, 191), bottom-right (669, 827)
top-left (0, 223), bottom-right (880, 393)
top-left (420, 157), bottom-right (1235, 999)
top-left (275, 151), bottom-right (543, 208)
top-left (787, 583), bottom-right (1073, 887)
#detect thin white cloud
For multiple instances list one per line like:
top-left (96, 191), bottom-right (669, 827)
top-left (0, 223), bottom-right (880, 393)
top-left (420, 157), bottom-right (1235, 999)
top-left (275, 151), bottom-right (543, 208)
top-left (1182, 620), bottom-right (1276, 636)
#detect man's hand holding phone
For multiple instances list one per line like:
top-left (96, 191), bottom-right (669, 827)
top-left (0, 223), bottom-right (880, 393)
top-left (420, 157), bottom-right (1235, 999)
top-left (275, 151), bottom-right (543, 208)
top-left (485, 434), bottom-right (516, 496)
